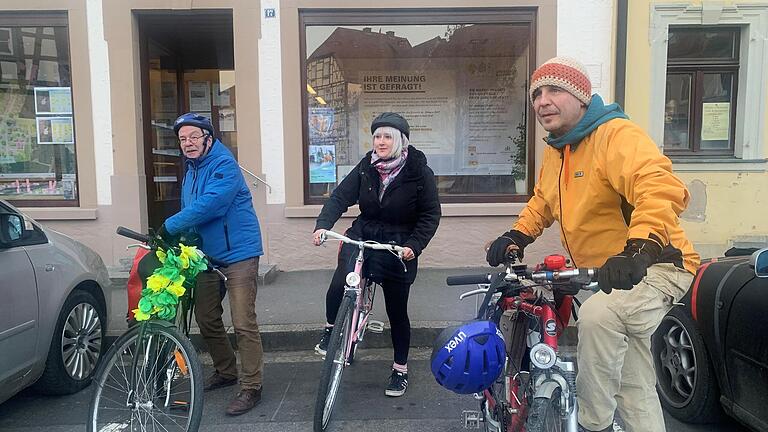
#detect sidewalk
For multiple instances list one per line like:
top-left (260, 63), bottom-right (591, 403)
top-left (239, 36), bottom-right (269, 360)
top-left (108, 266), bottom-right (585, 351)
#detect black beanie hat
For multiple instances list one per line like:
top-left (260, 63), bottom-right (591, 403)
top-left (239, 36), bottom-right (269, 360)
top-left (370, 112), bottom-right (410, 139)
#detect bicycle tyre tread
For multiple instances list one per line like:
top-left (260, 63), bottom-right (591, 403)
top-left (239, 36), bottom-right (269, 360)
top-left (313, 293), bottom-right (355, 432)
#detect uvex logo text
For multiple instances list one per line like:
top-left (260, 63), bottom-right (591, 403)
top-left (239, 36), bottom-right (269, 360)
top-left (444, 331), bottom-right (467, 353)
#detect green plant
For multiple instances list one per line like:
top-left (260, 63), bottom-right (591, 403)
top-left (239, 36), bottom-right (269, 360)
top-left (509, 111), bottom-right (527, 181)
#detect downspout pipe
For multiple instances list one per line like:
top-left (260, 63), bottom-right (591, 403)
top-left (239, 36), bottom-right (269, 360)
top-left (615, 0), bottom-right (628, 107)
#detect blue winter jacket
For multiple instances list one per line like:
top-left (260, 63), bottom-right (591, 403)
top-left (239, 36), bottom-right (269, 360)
top-left (165, 139), bottom-right (263, 264)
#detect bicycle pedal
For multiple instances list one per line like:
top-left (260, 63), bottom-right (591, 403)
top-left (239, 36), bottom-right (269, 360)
top-left (462, 410), bottom-right (481, 429)
top-left (367, 320), bottom-right (385, 333)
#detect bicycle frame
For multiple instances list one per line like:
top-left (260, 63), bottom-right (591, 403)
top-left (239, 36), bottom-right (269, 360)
top-left (322, 230), bottom-right (404, 365)
top-left (343, 244), bottom-right (375, 364)
top-left (313, 230), bottom-right (405, 432)
top-left (451, 261), bottom-right (597, 432)
top-left (490, 287), bottom-right (578, 432)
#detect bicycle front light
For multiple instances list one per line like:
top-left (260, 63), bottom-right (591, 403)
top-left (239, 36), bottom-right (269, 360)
top-left (345, 272), bottom-right (361, 287)
top-left (530, 343), bottom-right (557, 369)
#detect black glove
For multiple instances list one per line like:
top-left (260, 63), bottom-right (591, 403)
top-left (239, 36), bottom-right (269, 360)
top-left (597, 239), bottom-right (662, 294)
top-left (486, 230), bottom-right (534, 267)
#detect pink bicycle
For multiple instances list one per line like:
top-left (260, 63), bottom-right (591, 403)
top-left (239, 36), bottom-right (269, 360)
top-left (313, 230), bottom-right (405, 432)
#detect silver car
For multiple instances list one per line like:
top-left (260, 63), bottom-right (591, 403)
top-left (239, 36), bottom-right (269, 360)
top-left (0, 200), bottom-right (111, 404)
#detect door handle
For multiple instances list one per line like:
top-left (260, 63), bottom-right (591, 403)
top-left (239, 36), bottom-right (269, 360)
top-left (45, 264), bottom-right (55, 272)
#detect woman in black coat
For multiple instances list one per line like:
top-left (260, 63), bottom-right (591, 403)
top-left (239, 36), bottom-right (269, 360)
top-left (312, 112), bottom-right (441, 397)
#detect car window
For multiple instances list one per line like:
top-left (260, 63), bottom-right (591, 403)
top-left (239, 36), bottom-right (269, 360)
top-left (0, 208), bottom-right (47, 248)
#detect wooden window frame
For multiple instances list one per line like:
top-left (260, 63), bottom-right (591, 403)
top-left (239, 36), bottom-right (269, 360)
top-left (664, 26), bottom-right (740, 158)
top-left (0, 11), bottom-right (79, 207)
top-left (299, 8), bottom-right (538, 205)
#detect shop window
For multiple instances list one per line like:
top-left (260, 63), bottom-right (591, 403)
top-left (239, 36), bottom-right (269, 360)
top-left (301, 10), bottom-right (535, 204)
top-left (0, 13), bottom-right (78, 206)
top-left (663, 27), bottom-right (739, 157)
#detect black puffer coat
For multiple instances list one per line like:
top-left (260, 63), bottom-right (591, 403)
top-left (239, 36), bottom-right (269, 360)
top-left (315, 147), bottom-right (441, 283)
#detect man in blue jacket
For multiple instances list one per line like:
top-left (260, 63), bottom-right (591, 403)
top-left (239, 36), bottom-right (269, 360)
top-left (162, 113), bottom-right (264, 416)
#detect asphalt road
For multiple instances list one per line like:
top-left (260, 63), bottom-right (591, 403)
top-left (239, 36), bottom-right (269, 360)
top-left (0, 349), bottom-right (751, 432)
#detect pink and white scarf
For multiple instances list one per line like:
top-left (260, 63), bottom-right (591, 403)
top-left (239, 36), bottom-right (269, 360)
top-left (371, 146), bottom-right (409, 201)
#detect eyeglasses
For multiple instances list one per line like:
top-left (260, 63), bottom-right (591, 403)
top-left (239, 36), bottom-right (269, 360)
top-left (179, 134), bottom-right (208, 145)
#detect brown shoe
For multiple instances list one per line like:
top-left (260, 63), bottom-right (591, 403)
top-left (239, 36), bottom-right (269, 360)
top-left (204, 373), bottom-right (238, 391)
top-left (225, 388), bottom-right (262, 416)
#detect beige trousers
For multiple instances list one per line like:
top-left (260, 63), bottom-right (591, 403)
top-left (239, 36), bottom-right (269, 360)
top-left (576, 263), bottom-right (693, 432)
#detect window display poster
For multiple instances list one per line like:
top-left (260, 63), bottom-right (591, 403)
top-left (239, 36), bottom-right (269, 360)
top-left (62, 173), bottom-right (77, 200)
top-left (309, 144), bottom-right (337, 184)
top-left (701, 102), bottom-right (730, 141)
top-left (309, 107), bottom-right (335, 142)
top-left (213, 83), bottom-right (231, 106)
top-left (0, 116), bottom-right (35, 163)
top-left (36, 116), bottom-right (74, 144)
top-left (189, 81), bottom-right (212, 112)
top-left (358, 69), bottom-right (456, 155)
top-left (218, 108), bottom-right (236, 131)
top-left (34, 87), bottom-right (72, 114)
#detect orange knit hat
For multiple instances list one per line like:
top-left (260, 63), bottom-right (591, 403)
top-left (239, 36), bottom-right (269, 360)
top-left (529, 57), bottom-right (592, 105)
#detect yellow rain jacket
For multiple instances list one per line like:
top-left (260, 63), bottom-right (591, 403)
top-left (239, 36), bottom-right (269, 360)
top-left (514, 118), bottom-right (700, 275)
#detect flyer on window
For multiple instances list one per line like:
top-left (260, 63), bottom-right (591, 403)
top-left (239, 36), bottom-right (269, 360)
top-left (189, 81), bottom-right (212, 112)
top-left (34, 87), bottom-right (72, 114)
top-left (218, 108), bottom-right (236, 131)
top-left (36, 116), bottom-right (74, 144)
top-left (309, 144), bottom-right (337, 184)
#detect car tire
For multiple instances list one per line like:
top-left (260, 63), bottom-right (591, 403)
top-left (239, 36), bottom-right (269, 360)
top-left (32, 290), bottom-right (105, 395)
top-left (652, 306), bottom-right (722, 423)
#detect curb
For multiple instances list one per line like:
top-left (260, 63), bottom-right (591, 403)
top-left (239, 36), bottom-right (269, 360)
top-left (105, 322), bottom-right (579, 353)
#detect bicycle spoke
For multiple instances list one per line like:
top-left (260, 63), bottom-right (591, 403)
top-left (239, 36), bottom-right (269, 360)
top-left (90, 324), bottom-right (201, 432)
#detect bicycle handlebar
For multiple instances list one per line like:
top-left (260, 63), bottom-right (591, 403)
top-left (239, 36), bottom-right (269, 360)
top-left (446, 274), bottom-right (493, 286)
top-left (116, 225), bottom-right (227, 280)
top-left (447, 267), bottom-right (599, 289)
top-left (321, 230), bottom-right (406, 254)
top-left (116, 226), bottom-right (151, 244)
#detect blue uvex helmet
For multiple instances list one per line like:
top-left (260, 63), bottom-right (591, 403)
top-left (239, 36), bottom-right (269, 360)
top-left (173, 112), bottom-right (215, 137)
top-left (430, 320), bottom-right (506, 394)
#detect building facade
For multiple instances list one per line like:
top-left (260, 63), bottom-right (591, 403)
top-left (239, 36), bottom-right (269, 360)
top-left (17, 1), bottom-right (754, 275)
top-left (623, 0), bottom-right (768, 258)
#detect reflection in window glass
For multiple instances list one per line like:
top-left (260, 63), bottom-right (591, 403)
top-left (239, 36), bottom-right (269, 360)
top-left (9, 215), bottom-right (22, 240)
top-left (663, 74), bottom-right (691, 150)
top-left (0, 20), bottom-right (78, 204)
top-left (667, 27), bottom-right (738, 60)
top-left (304, 22), bottom-right (531, 201)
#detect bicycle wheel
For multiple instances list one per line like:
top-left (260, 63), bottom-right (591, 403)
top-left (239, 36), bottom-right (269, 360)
top-left (88, 322), bottom-right (204, 432)
top-left (314, 293), bottom-right (355, 432)
top-left (524, 386), bottom-right (564, 432)
top-left (348, 281), bottom-right (375, 364)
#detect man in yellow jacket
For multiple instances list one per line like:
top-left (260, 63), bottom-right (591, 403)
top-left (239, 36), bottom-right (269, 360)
top-left (486, 57), bottom-right (700, 432)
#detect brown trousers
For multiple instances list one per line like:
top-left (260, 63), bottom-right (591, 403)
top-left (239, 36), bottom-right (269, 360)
top-left (194, 256), bottom-right (263, 390)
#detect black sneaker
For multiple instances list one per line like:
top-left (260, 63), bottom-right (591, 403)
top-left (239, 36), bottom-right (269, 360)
top-left (385, 369), bottom-right (408, 397)
top-left (314, 327), bottom-right (333, 356)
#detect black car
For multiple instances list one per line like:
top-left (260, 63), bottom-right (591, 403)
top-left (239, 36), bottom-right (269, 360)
top-left (652, 247), bottom-right (768, 431)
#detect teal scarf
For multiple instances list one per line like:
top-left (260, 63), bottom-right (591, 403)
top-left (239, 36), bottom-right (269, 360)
top-left (546, 94), bottom-right (628, 150)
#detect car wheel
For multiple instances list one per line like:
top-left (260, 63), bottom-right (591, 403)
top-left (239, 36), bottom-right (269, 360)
top-left (32, 290), bottom-right (105, 395)
top-left (652, 306), bottom-right (722, 423)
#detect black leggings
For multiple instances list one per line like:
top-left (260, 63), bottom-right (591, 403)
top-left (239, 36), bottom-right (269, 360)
top-left (325, 260), bottom-right (412, 366)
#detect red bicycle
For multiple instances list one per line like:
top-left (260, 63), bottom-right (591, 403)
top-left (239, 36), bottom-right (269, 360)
top-left (446, 255), bottom-right (598, 432)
